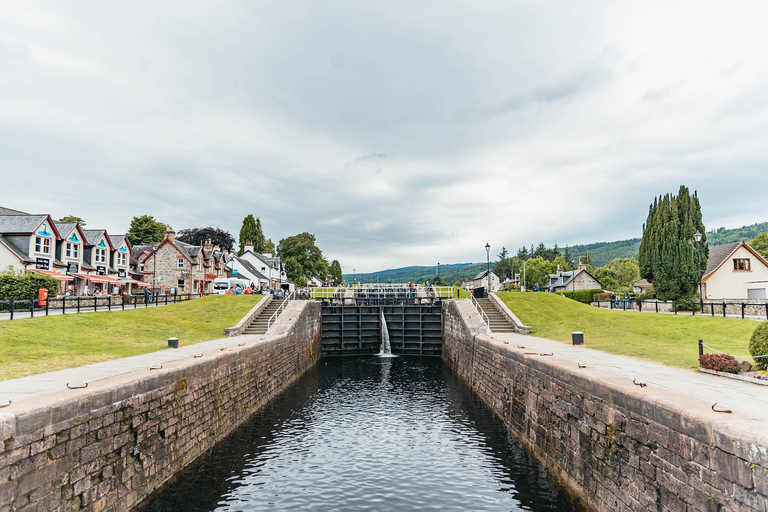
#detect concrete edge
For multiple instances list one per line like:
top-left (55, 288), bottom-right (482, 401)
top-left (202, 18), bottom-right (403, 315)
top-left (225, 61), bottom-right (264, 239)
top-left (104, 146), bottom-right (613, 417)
top-left (0, 302), bottom-right (317, 442)
top-left (489, 293), bottom-right (533, 334)
top-left (223, 294), bottom-right (271, 336)
top-left (698, 367), bottom-right (768, 386)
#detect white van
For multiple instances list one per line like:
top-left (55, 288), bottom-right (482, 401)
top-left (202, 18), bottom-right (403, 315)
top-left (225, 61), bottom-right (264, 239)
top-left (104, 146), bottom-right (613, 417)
top-left (212, 277), bottom-right (251, 295)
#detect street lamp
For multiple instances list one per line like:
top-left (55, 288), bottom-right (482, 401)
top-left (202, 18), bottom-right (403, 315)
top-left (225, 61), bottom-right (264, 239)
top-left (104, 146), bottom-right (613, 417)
top-left (694, 231), bottom-right (703, 309)
top-left (437, 262), bottom-right (440, 283)
top-left (277, 244), bottom-right (282, 291)
top-left (485, 243), bottom-right (491, 293)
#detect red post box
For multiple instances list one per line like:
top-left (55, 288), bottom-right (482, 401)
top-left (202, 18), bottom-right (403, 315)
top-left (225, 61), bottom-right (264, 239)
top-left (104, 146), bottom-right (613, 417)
top-left (37, 288), bottom-right (48, 307)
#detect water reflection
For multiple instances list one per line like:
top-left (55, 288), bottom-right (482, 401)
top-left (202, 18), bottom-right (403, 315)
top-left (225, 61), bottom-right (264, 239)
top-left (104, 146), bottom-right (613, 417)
top-left (143, 357), bottom-right (579, 511)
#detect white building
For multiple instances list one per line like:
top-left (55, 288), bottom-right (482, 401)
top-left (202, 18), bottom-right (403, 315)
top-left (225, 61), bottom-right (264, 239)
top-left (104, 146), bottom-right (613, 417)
top-left (701, 241), bottom-right (768, 299)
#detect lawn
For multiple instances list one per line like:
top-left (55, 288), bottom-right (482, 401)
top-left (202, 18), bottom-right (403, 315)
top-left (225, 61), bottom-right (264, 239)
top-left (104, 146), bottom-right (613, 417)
top-left (496, 292), bottom-right (761, 369)
top-left (0, 295), bottom-right (264, 381)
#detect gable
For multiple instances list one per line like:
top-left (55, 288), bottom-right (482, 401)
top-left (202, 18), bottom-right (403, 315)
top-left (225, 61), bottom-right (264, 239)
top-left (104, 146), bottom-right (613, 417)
top-left (702, 243), bottom-right (768, 283)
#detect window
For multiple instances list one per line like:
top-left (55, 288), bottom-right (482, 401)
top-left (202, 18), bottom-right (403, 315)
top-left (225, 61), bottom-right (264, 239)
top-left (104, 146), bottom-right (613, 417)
top-left (66, 243), bottom-right (79, 259)
top-left (140, 263), bottom-right (145, 272)
top-left (95, 248), bottom-right (106, 263)
top-left (35, 237), bottom-right (50, 254)
top-left (177, 279), bottom-right (185, 290)
top-left (733, 258), bottom-right (751, 271)
top-left (117, 253), bottom-right (126, 266)
top-left (178, 258), bottom-right (185, 269)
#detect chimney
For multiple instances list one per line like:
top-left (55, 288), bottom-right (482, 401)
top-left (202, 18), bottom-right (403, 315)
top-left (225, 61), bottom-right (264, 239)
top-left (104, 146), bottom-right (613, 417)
top-left (164, 224), bottom-right (175, 241)
top-left (244, 242), bottom-right (254, 253)
top-left (578, 259), bottom-right (587, 271)
top-left (203, 238), bottom-right (213, 251)
top-left (556, 264), bottom-right (562, 274)
top-left (213, 244), bottom-right (220, 252)
top-left (262, 250), bottom-right (272, 257)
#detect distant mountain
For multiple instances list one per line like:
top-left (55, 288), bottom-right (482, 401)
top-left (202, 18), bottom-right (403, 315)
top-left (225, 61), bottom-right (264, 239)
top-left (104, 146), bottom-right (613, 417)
top-left (342, 262), bottom-right (487, 285)
top-left (568, 221), bottom-right (768, 267)
top-left (341, 221), bottom-right (768, 284)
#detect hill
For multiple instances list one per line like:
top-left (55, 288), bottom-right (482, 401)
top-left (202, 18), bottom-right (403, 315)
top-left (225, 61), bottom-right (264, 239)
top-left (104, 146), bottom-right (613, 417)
top-left (567, 221), bottom-right (767, 267)
top-left (342, 262), bottom-right (487, 284)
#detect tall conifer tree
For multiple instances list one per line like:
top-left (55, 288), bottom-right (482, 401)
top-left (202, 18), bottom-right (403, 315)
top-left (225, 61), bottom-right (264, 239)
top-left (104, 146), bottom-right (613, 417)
top-left (638, 186), bottom-right (708, 300)
top-left (238, 214), bottom-right (258, 255)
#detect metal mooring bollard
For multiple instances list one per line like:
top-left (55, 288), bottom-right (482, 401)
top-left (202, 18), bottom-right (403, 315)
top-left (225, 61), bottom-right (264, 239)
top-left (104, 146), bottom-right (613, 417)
top-left (572, 331), bottom-right (584, 345)
top-left (168, 337), bottom-right (179, 349)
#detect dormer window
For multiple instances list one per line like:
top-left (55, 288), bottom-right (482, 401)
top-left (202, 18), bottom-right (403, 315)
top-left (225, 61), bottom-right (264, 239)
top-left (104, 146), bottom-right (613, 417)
top-left (66, 243), bottom-right (79, 259)
top-left (178, 258), bottom-right (185, 269)
top-left (117, 253), bottom-right (127, 266)
top-left (95, 248), bottom-right (107, 263)
top-left (35, 237), bottom-right (51, 254)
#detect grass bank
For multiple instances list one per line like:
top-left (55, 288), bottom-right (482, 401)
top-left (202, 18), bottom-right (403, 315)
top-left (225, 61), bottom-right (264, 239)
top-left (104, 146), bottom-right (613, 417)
top-left (0, 295), bottom-right (263, 381)
top-left (496, 292), bottom-right (759, 369)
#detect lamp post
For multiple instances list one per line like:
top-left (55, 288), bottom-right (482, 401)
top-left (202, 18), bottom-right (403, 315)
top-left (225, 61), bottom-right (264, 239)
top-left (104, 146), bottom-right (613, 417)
top-left (277, 244), bottom-right (282, 291)
top-left (694, 231), bottom-right (703, 309)
top-left (437, 262), bottom-right (440, 284)
top-left (485, 243), bottom-right (491, 293)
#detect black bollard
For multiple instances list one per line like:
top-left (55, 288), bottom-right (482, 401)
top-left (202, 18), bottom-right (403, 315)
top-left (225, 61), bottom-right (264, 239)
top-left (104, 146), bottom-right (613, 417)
top-left (572, 331), bottom-right (584, 345)
top-left (168, 337), bottom-right (179, 349)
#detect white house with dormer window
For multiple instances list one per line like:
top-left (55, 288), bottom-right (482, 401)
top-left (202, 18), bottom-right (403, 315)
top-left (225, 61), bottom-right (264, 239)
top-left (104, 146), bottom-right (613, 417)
top-left (701, 241), bottom-right (768, 299)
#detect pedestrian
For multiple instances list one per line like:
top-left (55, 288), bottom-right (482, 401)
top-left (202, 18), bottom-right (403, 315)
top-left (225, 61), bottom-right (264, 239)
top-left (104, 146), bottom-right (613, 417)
top-left (610, 292), bottom-right (615, 309)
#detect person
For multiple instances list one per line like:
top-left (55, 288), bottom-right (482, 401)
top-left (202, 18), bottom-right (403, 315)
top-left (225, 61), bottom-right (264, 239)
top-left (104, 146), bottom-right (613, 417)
top-left (145, 288), bottom-right (152, 303)
top-left (610, 292), bottom-right (615, 309)
top-left (534, 283), bottom-right (540, 292)
top-left (83, 285), bottom-right (90, 296)
top-left (630, 291), bottom-right (636, 307)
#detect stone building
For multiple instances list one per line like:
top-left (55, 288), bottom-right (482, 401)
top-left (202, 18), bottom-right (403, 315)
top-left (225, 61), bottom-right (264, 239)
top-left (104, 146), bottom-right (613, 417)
top-left (472, 270), bottom-right (501, 292)
top-left (135, 226), bottom-right (229, 294)
top-left (544, 262), bottom-right (603, 293)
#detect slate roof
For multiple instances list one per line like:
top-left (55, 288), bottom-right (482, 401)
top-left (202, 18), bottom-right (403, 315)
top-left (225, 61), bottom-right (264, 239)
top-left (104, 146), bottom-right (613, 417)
top-left (0, 215), bottom-right (53, 235)
top-left (0, 235), bottom-right (33, 263)
top-left (703, 242), bottom-right (741, 278)
top-left (0, 207), bottom-right (29, 215)
top-left (544, 269), bottom-right (602, 291)
top-left (54, 222), bottom-right (79, 237)
top-left (233, 257), bottom-right (269, 281)
top-left (108, 235), bottom-right (129, 249)
top-left (81, 229), bottom-right (110, 247)
top-left (473, 269), bottom-right (496, 280)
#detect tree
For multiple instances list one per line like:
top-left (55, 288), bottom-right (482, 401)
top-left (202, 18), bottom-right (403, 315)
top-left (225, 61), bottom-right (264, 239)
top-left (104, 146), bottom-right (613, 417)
top-left (516, 246), bottom-right (529, 260)
top-left (493, 246), bottom-right (514, 280)
top-left (329, 260), bottom-right (343, 285)
top-left (58, 215), bottom-right (86, 226)
top-left (564, 246), bottom-right (574, 267)
top-left (177, 227), bottom-right (235, 251)
top-left (750, 233), bottom-right (768, 258)
top-left (521, 257), bottom-right (556, 291)
top-left (278, 232), bottom-right (326, 285)
top-left (238, 215), bottom-right (258, 255)
top-left (638, 186), bottom-right (707, 301)
top-left (254, 218), bottom-right (267, 253)
top-left (126, 215), bottom-right (166, 245)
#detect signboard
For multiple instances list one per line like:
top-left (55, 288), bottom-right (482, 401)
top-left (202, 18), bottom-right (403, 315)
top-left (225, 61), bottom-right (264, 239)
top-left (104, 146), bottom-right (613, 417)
top-left (232, 269), bottom-right (238, 274)
top-left (97, 266), bottom-right (107, 276)
top-left (67, 262), bottom-right (79, 274)
top-left (36, 258), bottom-right (49, 270)
top-left (205, 273), bottom-right (217, 279)
top-left (118, 269), bottom-right (126, 278)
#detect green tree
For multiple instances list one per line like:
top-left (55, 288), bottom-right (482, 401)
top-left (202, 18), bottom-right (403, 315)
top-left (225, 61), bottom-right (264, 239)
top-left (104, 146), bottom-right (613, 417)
top-left (58, 215), bottom-right (86, 226)
top-left (279, 233), bottom-right (326, 285)
top-left (638, 186), bottom-right (708, 301)
top-left (493, 246), bottom-right (514, 280)
top-left (254, 218), bottom-right (267, 253)
top-left (521, 257), bottom-right (556, 291)
top-left (177, 227), bottom-right (235, 251)
top-left (238, 215), bottom-right (258, 255)
top-left (749, 232), bottom-right (768, 258)
top-left (126, 215), bottom-right (166, 245)
top-left (329, 260), bottom-right (343, 285)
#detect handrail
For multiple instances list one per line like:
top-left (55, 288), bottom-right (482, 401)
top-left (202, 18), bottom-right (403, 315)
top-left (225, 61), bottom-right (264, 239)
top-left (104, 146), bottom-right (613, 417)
top-left (266, 291), bottom-right (295, 334)
top-left (467, 292), bottom-right (490, 335)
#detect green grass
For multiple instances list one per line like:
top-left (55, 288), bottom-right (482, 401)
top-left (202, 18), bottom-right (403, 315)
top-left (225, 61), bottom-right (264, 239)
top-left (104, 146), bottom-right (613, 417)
top-left (496, 292), bottom-right (760, 369)
top-left (0, 295), bottom-right (264, 381)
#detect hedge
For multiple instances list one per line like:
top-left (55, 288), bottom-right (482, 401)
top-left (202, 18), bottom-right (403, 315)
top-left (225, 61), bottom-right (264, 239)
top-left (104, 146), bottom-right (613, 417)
top-left (0, 271), bottom-right (62, 300)
top-left (558, 289), bottom-right (604, 303)
top-left (749, 320), bottom-right (768, 372)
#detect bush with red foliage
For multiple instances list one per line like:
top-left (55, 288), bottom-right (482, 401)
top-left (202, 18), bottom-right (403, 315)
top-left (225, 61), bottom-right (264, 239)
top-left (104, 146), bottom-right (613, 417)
top-left (699, 353), bottom-right (740, 374)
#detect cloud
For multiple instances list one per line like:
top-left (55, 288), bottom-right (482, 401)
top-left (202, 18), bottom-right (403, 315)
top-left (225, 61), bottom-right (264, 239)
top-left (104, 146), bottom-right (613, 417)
top-left (1, 1), bottom-right (768, 273)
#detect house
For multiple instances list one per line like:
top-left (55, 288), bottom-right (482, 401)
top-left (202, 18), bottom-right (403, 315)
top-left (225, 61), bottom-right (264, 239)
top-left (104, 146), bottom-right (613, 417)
top-left (135, 227), bottom-right (229, 294)
top-left (472, 270), bottom-right (501, 292)
top-left (233, 244), bottom-right (286, 289)
top-left (544, 263), bottom-right (603, 293)
top-left (228, 255), bottom-right (270, 287)
top-left (0, 214), bottom-right (67, 283)
top-left (701, 241), bottom-right (768, 299)
top-left (633, 278), bottom-right (652, 295)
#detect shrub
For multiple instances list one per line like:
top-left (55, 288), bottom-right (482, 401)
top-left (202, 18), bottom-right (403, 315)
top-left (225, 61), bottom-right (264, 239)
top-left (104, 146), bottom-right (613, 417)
top-left (749, 320), bottom-right (768, 372)
top-left (699, 353), bottom-right (740, 374)
top-left (595, 292), bottom-right (611, 301)
top-left (0, 267), bottom-right (61, 300)
top-left (560, 289), bottom-right (604, 303)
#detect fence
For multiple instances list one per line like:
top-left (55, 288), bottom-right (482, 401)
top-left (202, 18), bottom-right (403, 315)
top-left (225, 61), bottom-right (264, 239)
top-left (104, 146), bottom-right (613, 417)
top-left (0, 293), bottom-right (206, 320)
top-left (588, 299), bottom-right (768, 320)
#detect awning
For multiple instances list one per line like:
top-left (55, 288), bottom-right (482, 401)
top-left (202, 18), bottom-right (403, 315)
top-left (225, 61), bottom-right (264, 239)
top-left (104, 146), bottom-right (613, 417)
top-left (71, 273), bottom-right (121, 284)
top-left (29, 269), bottom-right (73, 281)
top-left (118, 278), bottom-right (150, 288)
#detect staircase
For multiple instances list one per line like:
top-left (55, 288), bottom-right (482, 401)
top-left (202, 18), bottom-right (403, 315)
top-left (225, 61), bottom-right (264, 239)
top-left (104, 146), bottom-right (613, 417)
top-left (474, 297), bottom-right (517, 333)
top-left (242, 299), bottom-right (286, 335)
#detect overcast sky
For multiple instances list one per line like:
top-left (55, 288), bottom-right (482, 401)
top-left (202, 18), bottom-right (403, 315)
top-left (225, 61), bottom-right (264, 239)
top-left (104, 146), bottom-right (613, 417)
top-left (1, 1), bottom-right (767, 273)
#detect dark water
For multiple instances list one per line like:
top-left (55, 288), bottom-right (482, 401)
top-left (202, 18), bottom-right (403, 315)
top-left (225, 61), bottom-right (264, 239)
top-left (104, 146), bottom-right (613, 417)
top-left (144, 357), bottom-right (579, 511)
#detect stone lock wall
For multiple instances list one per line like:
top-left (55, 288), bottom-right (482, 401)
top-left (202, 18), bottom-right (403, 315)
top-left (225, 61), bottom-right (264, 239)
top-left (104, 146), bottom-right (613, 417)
top-left (442, 299), bottom-right (768, 512)
top-left (0, 301), bottom-right (321, 511)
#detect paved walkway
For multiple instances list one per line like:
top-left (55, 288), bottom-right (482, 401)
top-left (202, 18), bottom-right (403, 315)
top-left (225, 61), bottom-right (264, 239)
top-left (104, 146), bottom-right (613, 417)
top-left (484, 331), bottom-right (768, 422)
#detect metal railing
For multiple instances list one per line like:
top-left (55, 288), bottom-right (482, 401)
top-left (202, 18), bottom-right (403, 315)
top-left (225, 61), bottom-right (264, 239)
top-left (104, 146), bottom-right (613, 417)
top-left (467, 291), bottom-right (490, 335)
top-left (310, 284), bottom-right (464, 301)
top-left (266, 291), bottom-right (296, 334)
top-left (0, 293), bottom-right (207, 321)
top-left (587, 299), bottom-right (768, 319)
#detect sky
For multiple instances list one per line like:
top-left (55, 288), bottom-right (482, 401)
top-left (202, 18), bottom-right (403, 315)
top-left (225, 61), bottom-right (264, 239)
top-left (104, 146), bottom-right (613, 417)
top-left (1, 1), bottom-right (767, 273)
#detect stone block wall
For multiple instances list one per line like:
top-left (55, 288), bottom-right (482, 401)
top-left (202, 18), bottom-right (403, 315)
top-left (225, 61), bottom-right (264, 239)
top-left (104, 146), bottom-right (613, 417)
top-left (0, 301), bottom-right (321, 511)
top-left (442, 299), bottom-right (768, 512)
